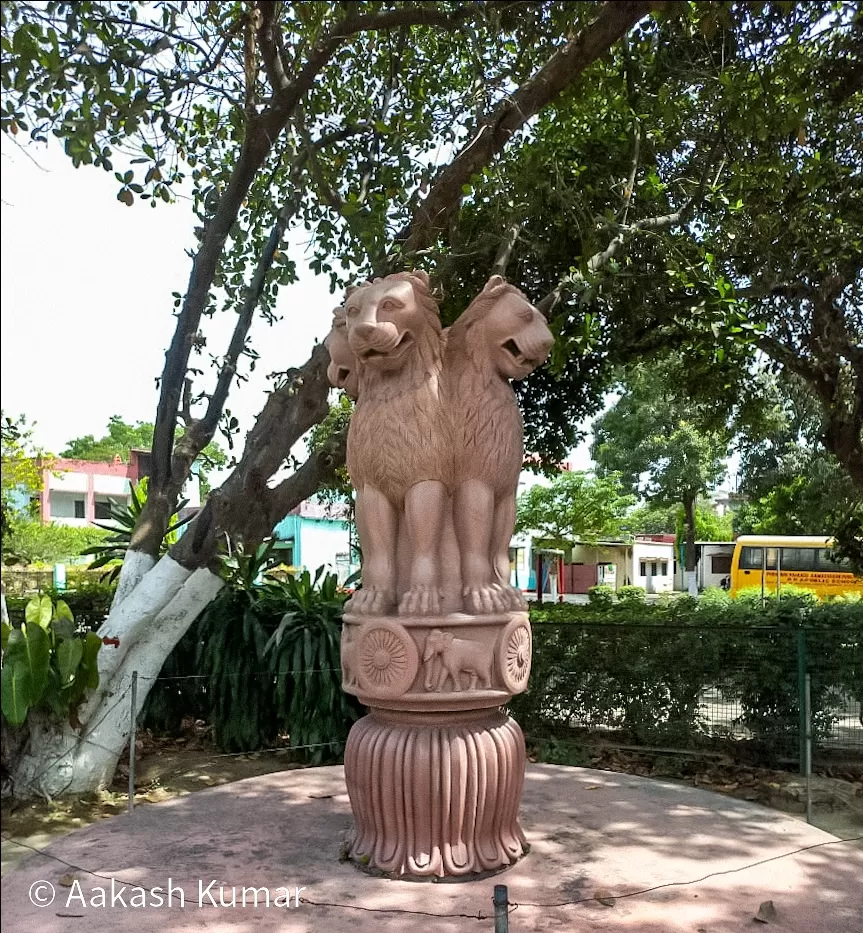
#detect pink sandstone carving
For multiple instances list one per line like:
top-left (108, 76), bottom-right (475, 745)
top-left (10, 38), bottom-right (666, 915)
top-left (445, 275), bottom-right (553, 614)
top-left (423, 629), bottom-right (493, 692)
top-left (324, 272), bottom-right (553, 879)
top-left (343, 271), bottom-right (450, 618)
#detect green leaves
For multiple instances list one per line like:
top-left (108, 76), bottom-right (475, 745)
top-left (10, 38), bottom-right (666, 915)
top-left (516, 470), bottom-right (636, 547)
top-left (150, 557), bottom-right (361, 760)
top-left (25, 594), bottom-right (52, 627)
top-left (1, 597), bottom-right (101, 728)
top-left (82, 476), bottom-right (191, 581)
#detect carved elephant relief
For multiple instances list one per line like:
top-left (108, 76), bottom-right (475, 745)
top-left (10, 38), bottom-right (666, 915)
top-left (422, 629), bottom-right (493, 693)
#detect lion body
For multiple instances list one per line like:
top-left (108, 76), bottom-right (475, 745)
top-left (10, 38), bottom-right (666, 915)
top-left (444, 285), bottom-right (541, 497)
top-left (345, 273), bottom-right (450, 506)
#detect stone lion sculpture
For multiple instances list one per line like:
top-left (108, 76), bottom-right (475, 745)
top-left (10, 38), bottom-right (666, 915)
top-left (323, 306), bottom-right (359, 400)
top-left (343, 271), bottom-right (451, 616)
top-left (443, 275), bottom-right (553, 613)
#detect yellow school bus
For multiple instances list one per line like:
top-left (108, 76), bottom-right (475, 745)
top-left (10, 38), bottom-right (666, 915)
top-left (729, 535), bottom-right (863, 599)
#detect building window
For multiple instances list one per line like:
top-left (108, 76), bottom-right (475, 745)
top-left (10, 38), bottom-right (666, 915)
top-left (94, 500), bottom-right (113, 520)
top-left (509, 547), bottom-right (526, 571)
top-left (660, 560), bottom-right (668, 576)
top-left (639, 561), bottom-right (647, 576)
top-left (711, 554), bottom-right (732, 575)
top-left (74, 499), bottom-right (85, 519)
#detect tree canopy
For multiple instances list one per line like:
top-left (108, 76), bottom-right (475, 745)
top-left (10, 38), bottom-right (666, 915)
top-left (591, 358), bottom-right (732, 575)
top-left (516, 470), bottom-right (636, 548)
top-left (1, 412), bottom-right (46, 542)
top-left (3, 0), bottom-right (860, 570)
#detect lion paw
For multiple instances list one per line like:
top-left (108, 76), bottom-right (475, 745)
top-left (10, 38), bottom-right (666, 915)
top-left (503, 586), bottom-right (528, 610)
top-left (346, 586), bottom-right (395, 615)
top-left (463, 583), bottom-right (510, 614)
top-left (399, 584), bottom-right (442, 616)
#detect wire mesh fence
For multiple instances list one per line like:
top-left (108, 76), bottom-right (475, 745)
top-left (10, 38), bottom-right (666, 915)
top-left (509, 622), bottom-right (862, 767)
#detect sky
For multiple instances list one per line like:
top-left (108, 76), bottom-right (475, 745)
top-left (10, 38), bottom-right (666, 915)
top-left (0, 134), bottom-right (597, 485)
top-left (1, 137), bottom-right (340, 466)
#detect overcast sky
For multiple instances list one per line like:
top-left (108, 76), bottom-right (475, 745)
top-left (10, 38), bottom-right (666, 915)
top-left (1, 134), bottom-right (596, 482)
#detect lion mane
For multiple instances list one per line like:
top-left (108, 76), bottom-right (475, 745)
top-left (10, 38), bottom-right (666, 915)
top-left (346, 271), bottom-right (451, 505)
top-left (444, 277), bottom-right (537, 493)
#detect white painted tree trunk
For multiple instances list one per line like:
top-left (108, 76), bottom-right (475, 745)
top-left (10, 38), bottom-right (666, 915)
top-left (9, 553), bottom-right (223, 799)
top-left (111, 550), bottom-right (156, 609)
top-left (687, 570), bottom-right (698, 597)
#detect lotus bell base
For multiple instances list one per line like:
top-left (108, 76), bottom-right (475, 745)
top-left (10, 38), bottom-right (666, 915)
top-left (343, 706), bottom-right (527, 879)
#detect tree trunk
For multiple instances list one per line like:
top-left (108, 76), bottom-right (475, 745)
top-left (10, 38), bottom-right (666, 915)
top-left (8, 565), bottom-right (223, 799)
top-left (683, 492), bottom-right (698, 597)
top-left (6, 351), bottom-right (339, 799)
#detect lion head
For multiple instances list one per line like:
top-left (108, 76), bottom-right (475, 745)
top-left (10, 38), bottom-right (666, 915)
top-left (447, 275), bottom-right (553, 381)
top-left (344, 271), bottom-right (442, 376)
top-left (324, 306), bottom-right (359, 399)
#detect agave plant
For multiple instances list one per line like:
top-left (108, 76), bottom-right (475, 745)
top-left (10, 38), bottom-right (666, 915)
top-left (82, 478), bottom-right (191, 582)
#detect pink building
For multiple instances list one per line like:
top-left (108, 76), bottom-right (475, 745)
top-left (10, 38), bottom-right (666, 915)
top-left (39, 450), bottom-right (200, 527)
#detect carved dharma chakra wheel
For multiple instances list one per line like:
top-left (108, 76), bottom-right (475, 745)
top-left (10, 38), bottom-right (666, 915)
top-left (326, 272), bottom-right (553, 879)
top-left (343, 611), bottom-right (531, 878)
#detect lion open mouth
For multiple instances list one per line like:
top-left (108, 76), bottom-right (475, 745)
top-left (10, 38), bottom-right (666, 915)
top-left (361, 331), bottom-right (414, 360)
top-left (502, 338), bottom-right (538, 368)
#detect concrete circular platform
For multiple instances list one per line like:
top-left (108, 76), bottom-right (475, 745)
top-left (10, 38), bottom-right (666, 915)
top-left (2, 764), bottom-right (860, 932)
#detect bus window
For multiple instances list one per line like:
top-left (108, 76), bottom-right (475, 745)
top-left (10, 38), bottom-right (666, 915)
top-left (739, 546), bottom-right (762, 570)
top-left (740, 546), bottom-right (778, 570)
top-left (781, 547), bottom-right (818, 571)
top-left (818, 549), bottom-right (852, 572)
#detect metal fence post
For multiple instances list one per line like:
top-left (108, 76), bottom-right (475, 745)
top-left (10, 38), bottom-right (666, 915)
top-left (796, 631), bottom-right (807, 776)
top-left (128, 670), bottom-right (138, 813)
top-left (493, 884), bottom-right (509, 933)
top-left (804, 672), bottom-right (813, 823)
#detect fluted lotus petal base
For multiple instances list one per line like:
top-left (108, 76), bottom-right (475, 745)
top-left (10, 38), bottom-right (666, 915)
top-left (344, 707), bottom-right (527, 878)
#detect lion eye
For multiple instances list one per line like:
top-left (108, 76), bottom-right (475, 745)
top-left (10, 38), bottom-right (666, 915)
top-left (346, 305), bottom-right (359, 317)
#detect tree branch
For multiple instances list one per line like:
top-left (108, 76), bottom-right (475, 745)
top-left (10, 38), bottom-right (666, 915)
top-left (149, 1), bottom-right (477, 539)
top-left (256, 1), bottom-right (290, 94)
top-left (263, 426), bottom-right (348, 530)
top-left (491, 222), bottom-right (521, 277)
top-left (536, 208), bottom-right (683, 317)
top-left (620, 123), bottom-right (641, 226)
top-left (169, 343), bottom-right (334, 569)
top-left (396, 1), bottom-right (658, 259)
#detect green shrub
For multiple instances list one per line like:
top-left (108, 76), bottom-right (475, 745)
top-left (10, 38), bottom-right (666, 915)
top-left (735, 584), bottom-right (818, 607)
top-left (698, 586), bottom-right (733, 609)
top-left (518, 595), bottom-right (863, 761)
top-left (825, 591), bottom-right (862, 605)
top-left (587, 584), bottom-right (614, 610)
top-left (1, 596), bottom-right (102, 727)
top-left (616, 585), bottom-right (647, 605)
top-left (6, 580), bottom-right (115, 631)
top-left (142, 541), bottom-right (362, 761)
top-left (3, 520), bottom-right (109, 566)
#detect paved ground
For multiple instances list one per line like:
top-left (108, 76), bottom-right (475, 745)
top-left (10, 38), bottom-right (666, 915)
top-left (2, 764), bottom-right (861, 932)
